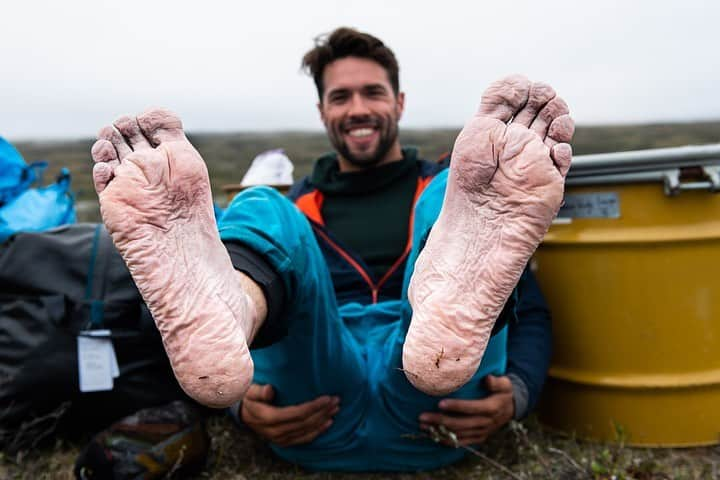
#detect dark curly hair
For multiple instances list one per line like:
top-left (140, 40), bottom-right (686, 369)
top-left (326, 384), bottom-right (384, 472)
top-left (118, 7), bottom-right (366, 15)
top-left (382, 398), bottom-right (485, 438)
top-left (301, 27), bottom-right (400, 99)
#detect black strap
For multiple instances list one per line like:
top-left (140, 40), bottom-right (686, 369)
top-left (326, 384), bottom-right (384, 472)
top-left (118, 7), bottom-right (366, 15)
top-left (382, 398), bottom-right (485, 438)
top-left (492, 290), bottom-right (516, 336)
top-left (223, 241), bottom-right (288, 349)
top-left (84, 225), bottom-right (114, 329)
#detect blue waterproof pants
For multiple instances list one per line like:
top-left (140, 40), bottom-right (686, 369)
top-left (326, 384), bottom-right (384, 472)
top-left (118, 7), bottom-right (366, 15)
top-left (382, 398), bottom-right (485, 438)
top-left (218, 170), bottom-right (507, 472)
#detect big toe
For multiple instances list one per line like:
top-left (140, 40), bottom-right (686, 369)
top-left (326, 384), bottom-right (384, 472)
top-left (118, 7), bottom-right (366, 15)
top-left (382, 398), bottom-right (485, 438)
top-left (137, 108), bottom-right (186, 146)
top-left (477, 74), bottom-right (531, 123)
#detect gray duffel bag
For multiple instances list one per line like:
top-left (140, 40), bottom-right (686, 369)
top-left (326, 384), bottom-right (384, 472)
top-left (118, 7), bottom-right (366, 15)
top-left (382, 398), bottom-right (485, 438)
top-left (0, 223), bottom-right (187, 452)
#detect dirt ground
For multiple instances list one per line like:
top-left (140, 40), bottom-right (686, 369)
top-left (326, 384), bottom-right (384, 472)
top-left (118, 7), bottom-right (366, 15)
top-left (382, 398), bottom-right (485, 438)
top-left (1, 414), bottom-right (717, 480)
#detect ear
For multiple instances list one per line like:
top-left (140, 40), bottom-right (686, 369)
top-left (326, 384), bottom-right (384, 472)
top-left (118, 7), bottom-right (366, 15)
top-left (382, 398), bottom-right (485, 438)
top-left (396, 91), bottom-right (406, 121)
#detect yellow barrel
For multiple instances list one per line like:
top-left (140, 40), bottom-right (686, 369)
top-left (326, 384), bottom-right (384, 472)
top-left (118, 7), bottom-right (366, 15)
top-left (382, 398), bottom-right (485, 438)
top-left (535, 176), bottom-right (720, 446)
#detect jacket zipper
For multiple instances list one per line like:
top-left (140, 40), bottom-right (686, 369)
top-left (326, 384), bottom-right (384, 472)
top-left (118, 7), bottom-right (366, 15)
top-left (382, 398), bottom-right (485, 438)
top-left (307, 177), bottom-right (432, 304)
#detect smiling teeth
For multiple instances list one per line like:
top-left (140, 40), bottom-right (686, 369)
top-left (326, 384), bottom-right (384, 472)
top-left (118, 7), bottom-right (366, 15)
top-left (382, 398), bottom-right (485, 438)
top-left (349, 128), bottom-right (374, 137)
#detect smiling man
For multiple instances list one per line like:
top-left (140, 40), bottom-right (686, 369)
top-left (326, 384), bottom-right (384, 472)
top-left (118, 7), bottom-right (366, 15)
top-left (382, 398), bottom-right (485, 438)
top-left (319, 55), bottom-right (404, 171)
top-left (90, 27), bottom-right (570, 471)
top-left (232, 28), bottom-right (562, 468)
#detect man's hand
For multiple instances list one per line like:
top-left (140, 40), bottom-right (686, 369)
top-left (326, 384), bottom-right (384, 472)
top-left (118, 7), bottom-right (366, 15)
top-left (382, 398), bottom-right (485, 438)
top-left (418, 375), bottom-right (514, 447)
top-left (240, 384), bottom-right (339, 447)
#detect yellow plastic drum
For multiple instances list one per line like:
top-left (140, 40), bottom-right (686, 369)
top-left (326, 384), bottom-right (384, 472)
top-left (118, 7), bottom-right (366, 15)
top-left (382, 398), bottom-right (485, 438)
top-left (535, 176), bottom-right (720, 446)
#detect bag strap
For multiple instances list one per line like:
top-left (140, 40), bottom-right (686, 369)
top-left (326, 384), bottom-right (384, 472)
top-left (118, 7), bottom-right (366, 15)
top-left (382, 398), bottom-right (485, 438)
top-left (84, 224), bottom-right (114, 329)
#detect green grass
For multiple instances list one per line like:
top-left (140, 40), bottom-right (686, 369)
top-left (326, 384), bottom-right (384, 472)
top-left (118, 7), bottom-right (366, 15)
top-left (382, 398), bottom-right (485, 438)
top-left (1, 415), bottom-right (717, 479)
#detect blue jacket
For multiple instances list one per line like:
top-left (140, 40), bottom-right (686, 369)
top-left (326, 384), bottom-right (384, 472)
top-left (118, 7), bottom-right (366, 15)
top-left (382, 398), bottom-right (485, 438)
top-left (287, 154), bottom-right (552, 416)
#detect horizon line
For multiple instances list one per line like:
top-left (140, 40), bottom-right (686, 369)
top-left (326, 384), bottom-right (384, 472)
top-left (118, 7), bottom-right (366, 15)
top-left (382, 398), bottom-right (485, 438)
top-left (7, 117), bottom-right (720, 143)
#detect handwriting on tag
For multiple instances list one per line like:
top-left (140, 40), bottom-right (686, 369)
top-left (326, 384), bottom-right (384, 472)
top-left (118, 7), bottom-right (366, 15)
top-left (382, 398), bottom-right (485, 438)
top-left (558, 192), bottom-right (620, 219)
top-left (77, 330), bottom-right (118, 392)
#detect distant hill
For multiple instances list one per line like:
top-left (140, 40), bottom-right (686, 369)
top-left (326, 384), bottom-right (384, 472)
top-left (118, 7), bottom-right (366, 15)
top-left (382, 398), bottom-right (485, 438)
top-left (10, 121), bottom-right (720, 221)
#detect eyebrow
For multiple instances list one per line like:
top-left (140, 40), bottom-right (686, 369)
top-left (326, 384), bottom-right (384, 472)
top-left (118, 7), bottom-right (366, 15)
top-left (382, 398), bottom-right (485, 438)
top-left (363, 83), bottom-right (389, 92)
top-left (326, 83), bottom-right (389, 98)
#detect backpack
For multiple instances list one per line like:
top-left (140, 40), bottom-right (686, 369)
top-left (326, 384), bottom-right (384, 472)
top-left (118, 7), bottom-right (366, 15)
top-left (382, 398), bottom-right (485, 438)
top-left (74, 400), bottom-right (210, 480)
top-left (0, 223), bottom-right (187, 453)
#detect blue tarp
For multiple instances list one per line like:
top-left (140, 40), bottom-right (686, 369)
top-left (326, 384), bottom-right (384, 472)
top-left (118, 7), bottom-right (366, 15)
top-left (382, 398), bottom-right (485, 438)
top-left (0, 136), bottom-right (77, 242)
top-left (0, 168), bottom-right (76, 243)
top-left (0, 136), bottom-right (48, 206)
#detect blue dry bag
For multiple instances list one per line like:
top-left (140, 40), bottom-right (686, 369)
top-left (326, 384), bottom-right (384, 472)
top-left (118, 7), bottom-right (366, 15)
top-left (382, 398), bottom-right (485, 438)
top-left (0, 136), bottom-right (48, 206)
top-left (0, 167), bottom-right (77, 243)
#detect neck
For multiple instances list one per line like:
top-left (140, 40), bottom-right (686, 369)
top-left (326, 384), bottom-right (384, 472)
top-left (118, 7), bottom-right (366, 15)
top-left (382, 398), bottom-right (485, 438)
top-left (337, 142), bottom-right (404, 173)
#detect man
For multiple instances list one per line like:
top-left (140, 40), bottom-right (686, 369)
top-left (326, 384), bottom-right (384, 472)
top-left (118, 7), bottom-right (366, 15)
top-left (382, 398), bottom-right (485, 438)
top-left (238, 27), bottom-right (554, 453)
top-left (90, 28), bottom-right (572, 472)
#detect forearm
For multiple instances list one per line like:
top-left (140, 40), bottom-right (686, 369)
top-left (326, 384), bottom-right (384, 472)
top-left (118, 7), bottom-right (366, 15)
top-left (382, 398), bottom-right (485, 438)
top-left (506, 267), bottom-right (552, 418)
top-left (507, 373), bottom-right (529, 419)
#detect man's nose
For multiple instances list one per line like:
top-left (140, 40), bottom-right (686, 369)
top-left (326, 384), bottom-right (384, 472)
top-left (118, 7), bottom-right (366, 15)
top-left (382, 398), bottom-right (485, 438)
top-left (347, 93), bottom-right (371, 117)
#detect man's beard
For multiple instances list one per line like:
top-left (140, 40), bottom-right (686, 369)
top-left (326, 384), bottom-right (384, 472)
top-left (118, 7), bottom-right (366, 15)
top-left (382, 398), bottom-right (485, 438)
top-left (329, 114), bottom-right (399, 169)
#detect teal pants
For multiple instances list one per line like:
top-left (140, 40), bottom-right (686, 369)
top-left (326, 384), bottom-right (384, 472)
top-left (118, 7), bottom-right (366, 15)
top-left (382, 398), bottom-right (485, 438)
top-left (218, 170), bottom-right (507, 472)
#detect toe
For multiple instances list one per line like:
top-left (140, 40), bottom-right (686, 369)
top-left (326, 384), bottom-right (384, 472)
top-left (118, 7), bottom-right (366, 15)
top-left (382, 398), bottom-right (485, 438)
top-left (512, 82), bottom-right (556, 127)
top-left (137, 108), bottom-right (186, 146)
top-left (529, 97), bottom-right (569, 139)
top-left (91, 139), bottom-right (119, 165)
top-left (113, 115), bottom-right (152, 152)
top-left (93, 162), bottom-right (114, 194)
top-left (551, 143), bottom-right (572, 178)
top-left (98, 125), bottom-right (132, 160)
top-left (91, 140), bottom-right (119, 194)
top-left (478, 75), bottom-right (531, 123)
top-left (545, 114), bottom-right (575, 149)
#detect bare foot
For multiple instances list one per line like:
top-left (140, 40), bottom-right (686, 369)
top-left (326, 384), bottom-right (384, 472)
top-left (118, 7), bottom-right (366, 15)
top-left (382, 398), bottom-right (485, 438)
top-left (90, 109), bottom-right (265, 408)
top-left (403, 75), bottom-right (574, 395)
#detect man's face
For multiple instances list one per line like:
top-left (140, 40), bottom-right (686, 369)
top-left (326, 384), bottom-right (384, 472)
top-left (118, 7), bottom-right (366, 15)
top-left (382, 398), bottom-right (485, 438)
top-left (318, 57), bottom-right (405, 171)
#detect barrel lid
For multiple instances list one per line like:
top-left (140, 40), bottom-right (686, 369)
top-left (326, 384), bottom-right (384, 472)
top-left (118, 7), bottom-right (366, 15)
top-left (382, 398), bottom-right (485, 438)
top-left (569, 144), bottom-right (720, 178)
top-left (567, 144), bottom-right (720, 194)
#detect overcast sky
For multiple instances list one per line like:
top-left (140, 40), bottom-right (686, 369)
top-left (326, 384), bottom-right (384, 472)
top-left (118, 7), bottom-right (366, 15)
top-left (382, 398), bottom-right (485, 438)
top-left (1, 0), bottom-right (718, 140)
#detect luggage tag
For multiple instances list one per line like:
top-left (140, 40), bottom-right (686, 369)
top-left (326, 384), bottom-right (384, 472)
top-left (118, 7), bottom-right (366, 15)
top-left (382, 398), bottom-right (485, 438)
top-left (77, 329), bottom-right (119, 392)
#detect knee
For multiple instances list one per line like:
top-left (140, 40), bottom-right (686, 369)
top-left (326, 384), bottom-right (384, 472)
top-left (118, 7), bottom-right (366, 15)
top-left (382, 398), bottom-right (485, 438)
top-left (221, 186), bottom-right (298, 228)
top-left (218, 186), bottom-right (317, 273)
top-left (229, 185), bottom-right (288, 209)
